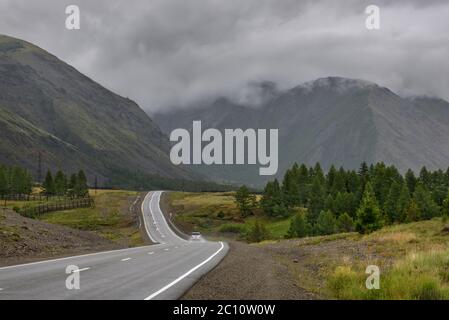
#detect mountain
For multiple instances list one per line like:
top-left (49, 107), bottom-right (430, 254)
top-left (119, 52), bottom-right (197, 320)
top-left (0, 35), bottom-right (197, 187)
top-left (154, 77), bottom-right (449, 186)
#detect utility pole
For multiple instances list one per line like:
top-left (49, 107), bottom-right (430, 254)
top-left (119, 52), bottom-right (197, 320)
top-left (37, 151), bottom-right (42, 184)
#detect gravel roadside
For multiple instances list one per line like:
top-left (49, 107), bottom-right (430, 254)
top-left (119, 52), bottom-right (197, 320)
top-left (0, 208), bottom-right (120, 267)
top-left (182, 240), bottom-right (317, 300)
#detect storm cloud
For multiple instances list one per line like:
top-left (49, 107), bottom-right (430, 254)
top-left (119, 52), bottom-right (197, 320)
top-left (1, 0), bottom-right (448, 112)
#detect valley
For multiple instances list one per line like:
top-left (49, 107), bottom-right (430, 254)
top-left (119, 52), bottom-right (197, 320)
top-left (1, 33), bottom-right (449, 301)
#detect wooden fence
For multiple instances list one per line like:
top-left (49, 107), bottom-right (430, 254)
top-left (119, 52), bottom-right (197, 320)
top-left (19, 197), bottom-right (94, 218)
top-left (0, 194), bottom-right (69, 202)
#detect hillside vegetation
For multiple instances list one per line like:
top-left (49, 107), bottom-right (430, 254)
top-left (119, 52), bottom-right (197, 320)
top-left (165, 192), bottom-right (290, 239)
top-left (37, 189), bottom-right (144, 247)
top-left (269, 218), bottom-right (449, 299)
top-left (166, 190), bottom-right (449, 299)
top-left (0, 35), bottom-right (197, 189)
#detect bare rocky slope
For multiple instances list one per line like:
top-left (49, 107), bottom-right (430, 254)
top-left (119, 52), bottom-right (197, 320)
top-left (0, 208), bottom-right (119, 267)
top-left (155, 77), bottom-right (449, 186)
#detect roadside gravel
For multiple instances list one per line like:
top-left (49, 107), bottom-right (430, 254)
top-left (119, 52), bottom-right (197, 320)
top-left (182, 240), bottom-right (317, 300)
top-left (0, 209), bottom-right (119, 267)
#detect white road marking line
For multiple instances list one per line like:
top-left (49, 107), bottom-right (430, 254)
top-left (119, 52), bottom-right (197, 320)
top-left (145, 191), bottom-right (187, 244)
top-left (0, 243), bottom-right (164, 271)
top-left (72, 267), bottom-right (90, 273)
top-left (0, 288), bottom-right (3, 291)
top-left (121, 258), bottom-right (132, 262)
top-left (144, 242), bottom-right (226, 300)
top-left (141, 192), bottom-right (159, 244)
top-left (148, 252), bottom-right (154, 255)
top-left (0, 191), bottom-right (168, 272)
top-left (164, 248), bottom-right (170, 251)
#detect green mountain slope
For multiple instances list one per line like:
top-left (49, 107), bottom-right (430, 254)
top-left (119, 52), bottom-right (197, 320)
top-left (0, 35), bottom-right (195, 186)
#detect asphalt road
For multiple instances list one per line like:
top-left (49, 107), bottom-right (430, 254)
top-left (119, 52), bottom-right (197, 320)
top-left (0, 191), bottom-right (228, 300)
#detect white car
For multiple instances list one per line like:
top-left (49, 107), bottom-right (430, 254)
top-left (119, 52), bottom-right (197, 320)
top-left (190, 231), bottom-right (202, 241)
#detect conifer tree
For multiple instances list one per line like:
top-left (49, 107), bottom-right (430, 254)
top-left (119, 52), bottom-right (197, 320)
top-left (297, 164), bottom-right (310, 205)
top-left (326, 165), bottom-right (337, 193)
top-left (413, 184), bottom-right (440, 220)
top-left (0, 166), bottom-right (8, 197)
top-left (419, 167), bottom-right (431, 189)
top-left (334, 192), bottom-right (356, 217)
top-left (282, 168), bottom-right (300, 207)
top-left (332, 168), bottom-right (347, 194)
top-left (405, 169), bottom-right (417, 195)
top-left (308, 175), bottom-right (326, 222)
top-left (405, 199), bottom-right (421, 222)
top-left (54, 170), bottom-right (67, 196)
top-left (337, 212), bottom-right (354, 232)
top-left (234, 185), bottom-right (255, 217)
top-left (286, 209), bottom-right (310, 238)
top-left (261, 179), bottom-right (286, 217)
top-left (315, 210), bottom-right (337, 235)
top-left (43, 170), bottom-right (55, 195)
top-left (442, 190), bottom-right (449, 222)
top-left (383, 181), bottom-right (402, 224)
top-left (75, 170), bottom-right (89, 197)
top-left (355, 182), bottom-right (383, 234)
top-left (397, 184), bottom-right (411, 222)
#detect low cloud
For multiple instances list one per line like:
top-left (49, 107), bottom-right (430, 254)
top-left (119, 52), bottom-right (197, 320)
top-left (1, 0), bottom-right (448, 112)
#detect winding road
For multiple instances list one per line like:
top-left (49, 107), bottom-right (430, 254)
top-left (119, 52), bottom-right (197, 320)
top-left (0, 191), bottom-right (228, 300)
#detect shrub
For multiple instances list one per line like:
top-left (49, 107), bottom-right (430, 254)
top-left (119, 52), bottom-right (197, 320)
top-left (337, 212), bottom-right (355, 232)
top-left (315, 210), bottom-right (337, 235)
top-left (413, 184), bottom-right (440, 220)
top-left (233, 185), bottom-right (256, 217)
top-left (246, 220), bottom-right (271, 243)
top-left (412, 281), bottom-right (445, 300)
top-left (285, 209), bottom-right (311, 238)
top-left (327, 266), bottom-right (364, 299)
top-left (219, 223), bottom-right (246, 234)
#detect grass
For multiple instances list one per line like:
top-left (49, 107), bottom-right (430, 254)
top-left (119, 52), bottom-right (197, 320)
top-left (38, 189), bottom-right (144, 247)
top-left (328, 247), bottom-right (449, 299)
top-left (1, 186), bottom-right (86, 211)
top-left (166, 191), bottom-right (449, 299)
top-left (167, 191), bottom-right (291, 239)
top-left (2, 198), bottom-right (60, 211)
top-left (271, 217), bottom-right (449, 300)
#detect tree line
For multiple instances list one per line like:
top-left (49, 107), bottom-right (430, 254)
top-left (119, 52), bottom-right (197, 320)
top-left (0, 164), bottom-right (89, 199)
top-left (0, 165), bottom-right (33, 196)
top-left (235, 162), bottom-right (449, 239)
top-left (42, 169), bottom-right (89, 197)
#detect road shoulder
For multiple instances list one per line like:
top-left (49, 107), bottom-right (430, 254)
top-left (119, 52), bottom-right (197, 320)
top-left (182, 240), bottom-right (317, 300)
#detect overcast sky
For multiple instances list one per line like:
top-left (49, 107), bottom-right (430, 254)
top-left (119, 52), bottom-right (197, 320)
top-left (1, 0), bottom-right (448, 112)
